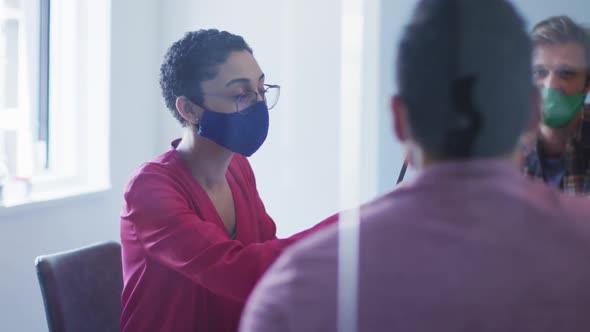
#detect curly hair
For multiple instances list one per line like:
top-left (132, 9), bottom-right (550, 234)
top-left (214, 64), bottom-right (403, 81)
top-left (160, 29), bottom-right (252, 126)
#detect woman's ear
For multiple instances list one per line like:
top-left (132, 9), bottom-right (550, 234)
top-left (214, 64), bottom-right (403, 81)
top-left (175, 96), bottom-right (203, 125)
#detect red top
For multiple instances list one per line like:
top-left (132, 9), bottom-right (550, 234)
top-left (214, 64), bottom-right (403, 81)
top-left (120, 142), bottom-right (336, 332)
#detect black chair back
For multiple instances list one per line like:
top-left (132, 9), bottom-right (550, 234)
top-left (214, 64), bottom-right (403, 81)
top-left (35, 241), bottom-right (123, 332)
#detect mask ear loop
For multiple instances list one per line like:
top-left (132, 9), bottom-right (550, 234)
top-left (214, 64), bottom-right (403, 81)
top-left (396, 160), bottom-right (408, 185)
top-left (185, 94), bottom-right (203, 130)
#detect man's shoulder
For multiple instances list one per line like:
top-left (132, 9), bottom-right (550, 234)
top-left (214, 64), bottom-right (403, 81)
top-left (285, 222), bottom-right (340, 264)
top-left (559, 194), bottom-right (590, 221)
top-left (282, 191), bottom-right (409, 267)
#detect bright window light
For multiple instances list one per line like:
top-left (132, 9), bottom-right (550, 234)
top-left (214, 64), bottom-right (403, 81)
top-left (0, 0), bottom-right (110, 207)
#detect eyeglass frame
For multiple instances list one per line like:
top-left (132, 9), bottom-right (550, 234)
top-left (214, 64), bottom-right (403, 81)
top-left (199, 84), bottom-right (281, 114)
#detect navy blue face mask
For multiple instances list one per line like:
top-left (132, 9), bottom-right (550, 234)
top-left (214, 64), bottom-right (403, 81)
top-left (197, 101), bottom-right (269, 157)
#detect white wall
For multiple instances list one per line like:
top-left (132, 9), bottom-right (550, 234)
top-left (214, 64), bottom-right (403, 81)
top-left (511, 0), bottom-right (590, 28)
top-left (0, 0), bottom-right (162, 330)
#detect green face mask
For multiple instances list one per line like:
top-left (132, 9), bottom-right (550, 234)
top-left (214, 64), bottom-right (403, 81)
top-left (541, 87), bottom-right (586, 128)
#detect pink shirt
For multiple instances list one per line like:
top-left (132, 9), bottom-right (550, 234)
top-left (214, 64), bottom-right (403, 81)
top-left (120, 141), bottom-right (336, 332)
top-left (240, 159), bottom-right (590, 332)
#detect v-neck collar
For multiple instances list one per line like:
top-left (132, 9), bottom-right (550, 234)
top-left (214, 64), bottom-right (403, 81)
top-left (169, 139), bottom-right (240, 240)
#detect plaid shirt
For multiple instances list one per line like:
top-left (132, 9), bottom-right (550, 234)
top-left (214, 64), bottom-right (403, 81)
top-left (523, 108), bottom-right (590, 195)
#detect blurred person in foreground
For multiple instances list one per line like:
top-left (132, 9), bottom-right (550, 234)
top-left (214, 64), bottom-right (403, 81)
top-left (240, 1), bottom-right (590, 331)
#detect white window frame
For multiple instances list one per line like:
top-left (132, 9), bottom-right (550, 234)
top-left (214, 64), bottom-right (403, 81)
top-left (0, 0), bottom-right (111, 208)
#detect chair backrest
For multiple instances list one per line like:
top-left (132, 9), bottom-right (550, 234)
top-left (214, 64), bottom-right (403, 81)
top-left (35, 241), bottom-right (123, 332)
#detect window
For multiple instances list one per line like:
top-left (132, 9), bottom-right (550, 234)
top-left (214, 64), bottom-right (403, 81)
top-left (0, 0), bottom-right (110, 207)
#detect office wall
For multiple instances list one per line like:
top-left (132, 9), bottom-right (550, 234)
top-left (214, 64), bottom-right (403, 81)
top-left (512, 0), bottom-right (590, 27)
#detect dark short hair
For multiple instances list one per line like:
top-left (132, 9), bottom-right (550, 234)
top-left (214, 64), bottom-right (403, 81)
top-left (396, 0), bottom-right (531, 159)
top-left (159, 29), bottom-right (252, 126)
top-left (531, 15), bottom-right (590, 84)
